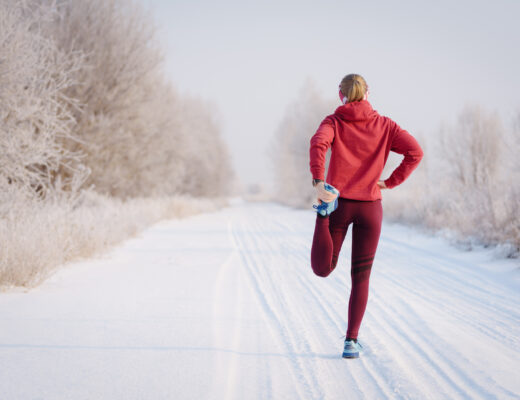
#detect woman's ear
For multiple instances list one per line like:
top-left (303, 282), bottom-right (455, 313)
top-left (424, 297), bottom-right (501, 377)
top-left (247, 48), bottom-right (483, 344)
top-left (338, 89), bottom-right (348, 104)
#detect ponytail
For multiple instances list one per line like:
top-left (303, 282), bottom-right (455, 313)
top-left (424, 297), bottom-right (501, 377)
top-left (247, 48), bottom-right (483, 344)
top-left (339, 74), bottom-right (368, 103)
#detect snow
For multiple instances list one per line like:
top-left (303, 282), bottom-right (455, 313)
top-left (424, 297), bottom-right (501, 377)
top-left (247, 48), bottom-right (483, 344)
top-left (1, 200), bottom-right (519, 400)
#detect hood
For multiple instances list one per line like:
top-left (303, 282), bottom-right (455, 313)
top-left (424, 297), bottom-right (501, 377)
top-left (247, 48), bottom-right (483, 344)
top-left (334, 100), bottom-right (378, 122)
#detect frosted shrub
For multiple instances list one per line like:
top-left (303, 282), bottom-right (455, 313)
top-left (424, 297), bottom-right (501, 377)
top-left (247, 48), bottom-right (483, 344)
top-left (0, 189), bottom-right (228, 289)
top-left (384, 105), bottom-right (519, 256)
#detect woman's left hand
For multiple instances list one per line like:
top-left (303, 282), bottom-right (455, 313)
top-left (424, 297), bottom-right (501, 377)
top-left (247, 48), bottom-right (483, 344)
top-left (315, 181), bottom-right (338, 203)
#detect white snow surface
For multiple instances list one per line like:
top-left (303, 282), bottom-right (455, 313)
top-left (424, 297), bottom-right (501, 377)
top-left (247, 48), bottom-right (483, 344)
top-left (1, 199), bottom-right (519, 400)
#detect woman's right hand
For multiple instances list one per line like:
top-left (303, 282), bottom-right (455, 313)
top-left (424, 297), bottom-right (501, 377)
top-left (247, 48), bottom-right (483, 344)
top-left (377, 180), bottom-right (388, 189)
top-left (315, 181), bottom-right (338, 204)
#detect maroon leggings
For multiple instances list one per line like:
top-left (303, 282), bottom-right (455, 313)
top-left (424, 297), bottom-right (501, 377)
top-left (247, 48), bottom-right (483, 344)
top-left (311, 197), bottom-right (383, 339)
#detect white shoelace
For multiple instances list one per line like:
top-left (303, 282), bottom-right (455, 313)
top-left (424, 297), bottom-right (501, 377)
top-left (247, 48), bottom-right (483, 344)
top-left (341, 336), bottom-right (363, 349)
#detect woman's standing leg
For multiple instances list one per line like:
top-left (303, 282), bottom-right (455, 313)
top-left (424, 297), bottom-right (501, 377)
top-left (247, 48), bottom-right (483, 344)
top-left (346, 199), bottom-right (383, 339)
top-left (311, 199), bottom-right (350, 277)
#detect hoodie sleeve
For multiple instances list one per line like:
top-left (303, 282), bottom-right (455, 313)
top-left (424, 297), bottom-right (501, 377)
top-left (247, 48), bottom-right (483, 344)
top-left (384, 119), bottom-right (424, 189)
top-left (309, 116), bottom-right (335, 181)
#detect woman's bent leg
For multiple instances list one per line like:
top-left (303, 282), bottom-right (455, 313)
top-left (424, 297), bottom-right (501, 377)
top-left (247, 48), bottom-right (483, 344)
top-left (311, 201), bottom-right (349, 278)
top-left (311, 215), bottom-right (334, 277)
top-left (346, 200), bottom-right (383, 339)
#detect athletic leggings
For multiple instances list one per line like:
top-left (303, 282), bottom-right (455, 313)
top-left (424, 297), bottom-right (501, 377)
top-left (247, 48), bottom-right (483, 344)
top-left (310, 197), bottom-right (383, 339)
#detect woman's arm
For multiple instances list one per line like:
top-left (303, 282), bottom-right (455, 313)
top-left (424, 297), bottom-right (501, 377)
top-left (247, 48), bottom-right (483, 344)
top-left (383, 119), bottom-right (424, 189)
top-left (309, 116), bottom-right (335, 182)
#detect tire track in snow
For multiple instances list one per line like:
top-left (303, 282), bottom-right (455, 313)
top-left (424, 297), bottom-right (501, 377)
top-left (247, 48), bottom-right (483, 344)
top-left (210, 220), bottom-right (244, 400)
top-left (383, 237), bottom-right (518, 313)
top-left (374, 286), bottom-right (519, 400)
top-left (214, 201), bottom-right (519, 399)
top-left (240, 215), bottom-right (366, 398)
top-left (240, 205), bottom-right (414, 400)
top-left (368, 281), bottom-right (494, 399)
top-left (375, 246), bottom-right (519, 349)
top-left (247, 217), bottom-right (395, 399)
top-left (296, 251), bottom-right (482, 399)
top-left (228, 213), bottom-right (318, 399)
top-left (248, 203), bottom-right (516, 399)
top-left (319, 244), bottom-right (512, 399)
top-left (280, 238), bottom-right (433, 399)
top-left (250, 204), bottom-right (473, 399)
top-left (269, 215), bottom-right (443, 399)
top-left (290, 207), bottom-right (517, 399)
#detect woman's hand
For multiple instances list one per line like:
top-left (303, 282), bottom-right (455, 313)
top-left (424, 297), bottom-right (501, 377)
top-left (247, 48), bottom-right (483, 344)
top-left (377, 180), bottom-right (388, 189)
top-left (315, 181), bottom-right (338, 204)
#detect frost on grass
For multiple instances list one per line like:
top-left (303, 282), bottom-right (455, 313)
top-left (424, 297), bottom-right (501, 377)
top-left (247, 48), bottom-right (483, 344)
top-left (0, 190), bottom-right (227, 289)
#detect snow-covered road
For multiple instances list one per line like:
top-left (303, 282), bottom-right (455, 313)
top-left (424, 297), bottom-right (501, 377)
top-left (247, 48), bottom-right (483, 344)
top-left (1, 199), bottom-right (519, 400)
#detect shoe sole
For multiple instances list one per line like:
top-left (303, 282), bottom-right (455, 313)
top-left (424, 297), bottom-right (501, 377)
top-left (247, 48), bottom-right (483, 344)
top-left (342, 352), bottom-right (359, 359)
top-left (314, 197), bottom-right (339, 217)
top-left (324, 184), bottom-right (339, 216)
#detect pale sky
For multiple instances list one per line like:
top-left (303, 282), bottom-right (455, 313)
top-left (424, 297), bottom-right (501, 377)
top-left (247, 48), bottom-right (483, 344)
top-left (139, 0), bottom-right (520, 188)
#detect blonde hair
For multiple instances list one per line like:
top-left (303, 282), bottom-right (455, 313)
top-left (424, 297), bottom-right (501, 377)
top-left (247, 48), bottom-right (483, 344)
top-left (339, 74), bottom-right (368, 103)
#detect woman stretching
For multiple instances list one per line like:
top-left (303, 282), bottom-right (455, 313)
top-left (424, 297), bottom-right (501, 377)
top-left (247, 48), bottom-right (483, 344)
top-left (309, 73), bottom-right (424, 359)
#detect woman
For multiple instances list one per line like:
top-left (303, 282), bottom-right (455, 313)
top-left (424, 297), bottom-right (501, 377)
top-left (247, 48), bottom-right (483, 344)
top-left (309, 73), bottom-right (423, 359)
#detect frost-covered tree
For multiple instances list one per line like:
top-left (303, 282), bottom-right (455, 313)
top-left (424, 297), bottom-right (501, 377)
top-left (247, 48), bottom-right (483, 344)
top-left (269, 81), bottom-right (335, 208)
top-left (0, 0), bottom-right (88, 209)
top-left (0, 0), bottom-right (235, 287)
top-left (41, 0), bottom-right (232, 198)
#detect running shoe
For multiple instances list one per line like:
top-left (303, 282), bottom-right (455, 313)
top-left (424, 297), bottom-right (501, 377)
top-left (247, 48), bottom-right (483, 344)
top-left (313, 183), bottom-right (340, 217)
top-left (342, 339), bottom-right (363, 359)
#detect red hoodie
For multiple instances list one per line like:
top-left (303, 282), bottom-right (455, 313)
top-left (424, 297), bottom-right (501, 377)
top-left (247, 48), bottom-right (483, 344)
top-left (309, 100), bottom-right (423, 201)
